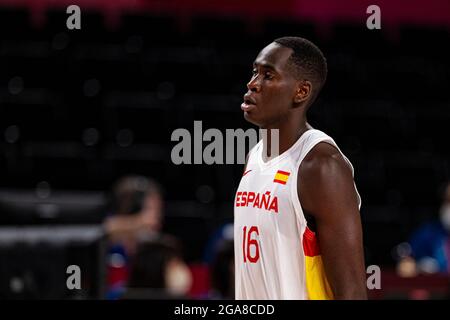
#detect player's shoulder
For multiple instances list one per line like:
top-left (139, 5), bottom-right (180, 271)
top-left (299, 142), bottom-right (350, 180)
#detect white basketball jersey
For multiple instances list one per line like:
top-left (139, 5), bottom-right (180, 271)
top-left (234, 128), bottom-right (361, 300)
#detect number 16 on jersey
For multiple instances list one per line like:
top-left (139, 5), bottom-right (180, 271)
top-left (242, 226), bottom-right (260, 263)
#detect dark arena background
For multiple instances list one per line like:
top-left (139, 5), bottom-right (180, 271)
top-left (0, 0), bottom-right (449, 301)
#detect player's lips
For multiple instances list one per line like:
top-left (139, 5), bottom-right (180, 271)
top-left (241, 94), bottom-right (257, 111)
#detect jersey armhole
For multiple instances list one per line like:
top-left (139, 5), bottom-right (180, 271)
top-left (291, 137), bottom-right (339, 232)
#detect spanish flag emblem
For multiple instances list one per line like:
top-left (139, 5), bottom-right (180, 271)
top-left (273, 170), bottom-right (290, 185)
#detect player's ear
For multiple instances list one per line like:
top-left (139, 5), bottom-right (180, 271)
top-left (293, 80), bottom-right (311, 105)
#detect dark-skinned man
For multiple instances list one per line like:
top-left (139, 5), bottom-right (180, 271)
top-left (234, 37), bottom-right (367, 300)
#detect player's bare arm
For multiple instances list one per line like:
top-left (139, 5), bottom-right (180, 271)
top-left (298, 142), bottom-right (367, 299)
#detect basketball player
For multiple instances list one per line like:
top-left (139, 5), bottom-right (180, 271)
top-left (234, 37), bottom-right (367, 299)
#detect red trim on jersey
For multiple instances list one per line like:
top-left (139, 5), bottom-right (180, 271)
top-left (273, 179), bottom-right (287, 185)
top-left (303, 227), bottom-right (321, 257)
top-left (243, 169), bottom-right (252, 176)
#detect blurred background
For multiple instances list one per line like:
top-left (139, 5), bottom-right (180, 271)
top-left (0, 0), bottom-right (449, 300)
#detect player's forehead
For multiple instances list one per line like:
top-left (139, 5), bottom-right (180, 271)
top-left (253, 42), bottom-right (293, 73)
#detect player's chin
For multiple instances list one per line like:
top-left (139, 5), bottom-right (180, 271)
top-left (243, 110), bottom-right (262, 126)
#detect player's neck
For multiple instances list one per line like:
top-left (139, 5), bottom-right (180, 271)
top-left (261, 117), bottom-right (310, 160)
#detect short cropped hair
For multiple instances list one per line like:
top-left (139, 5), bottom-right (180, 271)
top-left (274, 36), bottom-right (327, 101)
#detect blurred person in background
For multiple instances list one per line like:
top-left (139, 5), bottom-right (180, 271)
top-left (209, 239), bottom-right (234, 299)
top-left (397, 182), bottom-right (450, 276)
top-left (202, 222), bottom-right (235, 299)
top-left (103, 175), bottom-right (166, 299)
top-left (122, 236), bottom-right (192, 299)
